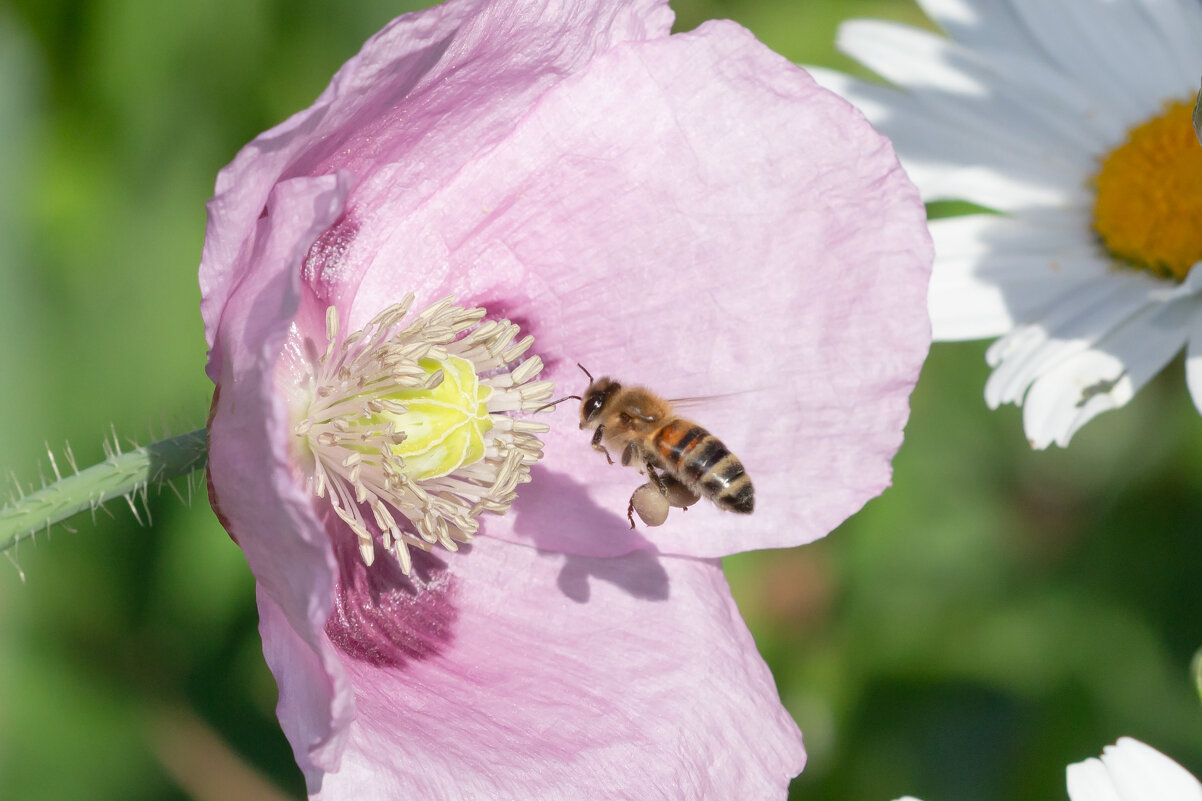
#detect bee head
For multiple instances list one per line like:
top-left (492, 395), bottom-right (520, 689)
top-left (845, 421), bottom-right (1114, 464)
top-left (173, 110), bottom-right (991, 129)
top-left (580, 377), bottom-right (619, 429)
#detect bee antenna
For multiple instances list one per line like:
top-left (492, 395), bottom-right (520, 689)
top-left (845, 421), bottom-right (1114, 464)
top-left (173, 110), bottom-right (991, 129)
top-left (576, 363), bottom-right (594, 382)
top-left (532, 395), bottom-right (582, 414)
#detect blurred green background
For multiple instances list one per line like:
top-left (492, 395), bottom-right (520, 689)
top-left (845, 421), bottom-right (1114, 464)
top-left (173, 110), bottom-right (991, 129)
top-left (1, 0), bottom-right (1200, 799)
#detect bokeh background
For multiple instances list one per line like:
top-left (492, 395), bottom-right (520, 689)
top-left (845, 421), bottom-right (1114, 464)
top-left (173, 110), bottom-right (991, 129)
top-left (2, 0), bottom-right (1200, 799)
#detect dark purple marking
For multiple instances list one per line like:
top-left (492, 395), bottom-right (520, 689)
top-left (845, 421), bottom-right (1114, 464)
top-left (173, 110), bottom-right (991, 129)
top-left (302, 215), bottom-right (361, 306)
top-left (324, 525), bottom-right (458, 669)
top-left (471, 296), bottom-right (532, 333)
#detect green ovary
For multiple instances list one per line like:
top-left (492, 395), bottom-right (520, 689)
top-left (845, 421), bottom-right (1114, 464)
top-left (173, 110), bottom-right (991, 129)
top-left (377, 355), bottom-right (494, 481)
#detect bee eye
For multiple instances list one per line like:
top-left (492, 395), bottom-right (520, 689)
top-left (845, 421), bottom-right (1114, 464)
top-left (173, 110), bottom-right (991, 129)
top-left (583, 395), bottom-right (604, 420)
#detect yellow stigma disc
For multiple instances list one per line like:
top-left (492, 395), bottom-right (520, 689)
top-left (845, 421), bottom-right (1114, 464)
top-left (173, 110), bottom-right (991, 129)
top-left (380, 355), bottom-right (494, 481)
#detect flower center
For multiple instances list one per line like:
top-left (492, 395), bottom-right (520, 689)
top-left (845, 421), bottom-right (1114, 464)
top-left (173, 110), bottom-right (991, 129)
top-left (1092, 99), bottom-right (1202, 281)
top-left (292, 295), bottom-right (553, 574)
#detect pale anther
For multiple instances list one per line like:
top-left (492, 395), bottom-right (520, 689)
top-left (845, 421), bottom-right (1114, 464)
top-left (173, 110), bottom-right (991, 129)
top-left (292, 295), bottom-right (554, 575)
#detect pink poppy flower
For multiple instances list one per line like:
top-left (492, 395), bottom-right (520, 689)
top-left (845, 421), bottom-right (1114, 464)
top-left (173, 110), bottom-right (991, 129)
top-left (200, 0), bottom-right (931, 798)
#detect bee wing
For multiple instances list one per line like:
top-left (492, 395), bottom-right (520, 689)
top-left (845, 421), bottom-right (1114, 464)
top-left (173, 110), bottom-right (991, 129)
top-left (666, 390), bottom-right (756, 411)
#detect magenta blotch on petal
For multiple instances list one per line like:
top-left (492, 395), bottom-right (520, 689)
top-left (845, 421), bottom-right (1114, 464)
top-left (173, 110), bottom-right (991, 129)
top-left (201, 0), bottom-right (930, 796)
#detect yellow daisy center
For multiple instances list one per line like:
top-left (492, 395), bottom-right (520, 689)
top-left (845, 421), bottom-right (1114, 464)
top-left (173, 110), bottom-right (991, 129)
top-left (1092, 100), bottom-right (1202, 281)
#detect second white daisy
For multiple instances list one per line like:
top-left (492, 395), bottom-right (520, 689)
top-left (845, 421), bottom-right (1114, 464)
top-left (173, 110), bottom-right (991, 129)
top-left (894, 737), bottom-right (1202, 801)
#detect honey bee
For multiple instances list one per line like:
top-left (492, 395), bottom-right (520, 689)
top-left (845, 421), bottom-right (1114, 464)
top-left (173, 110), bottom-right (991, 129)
top-left (575, 365), bottom-right (754, 528)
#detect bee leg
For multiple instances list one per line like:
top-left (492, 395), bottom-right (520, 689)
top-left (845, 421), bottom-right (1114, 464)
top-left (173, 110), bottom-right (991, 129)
top-left (644, 460), bottom-right (669, 494)
top-left (591, 425), bottom-right (614, 465)
top-left (621, 442), bottom-right (640, 467)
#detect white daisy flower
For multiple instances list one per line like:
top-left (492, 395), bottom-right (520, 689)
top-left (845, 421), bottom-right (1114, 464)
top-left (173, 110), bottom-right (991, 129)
top-left (811, 0), bottom-right (1202, 447)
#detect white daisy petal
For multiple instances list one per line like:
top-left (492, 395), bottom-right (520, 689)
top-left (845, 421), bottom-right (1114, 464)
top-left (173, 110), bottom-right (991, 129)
top-left (1115, 2), bottom-right (1195, 102)
top-left (1101, 737), bottom-right (1202, 801)
top-left (1184, 296), bottom-right (1202, 414)
top-left (1007, 0), bottom-right (1166, 121)
top-left (917, 0), bottom-right (1044, 60)
top-left (1146, 263), bottom-right (1202, 305)
top-left (1022, 296), bottom-right (1193, 447)
top-left (929, 212), bottom-right (1097, 258)
top-left (930, 253), bottom-right (1103, 341)
top-left (952, 49), bottom-right (1129, 148)
top-left (984, 269), bottom-right (1155, 374)
top-left (1067, 758), bottom-right (1127, 801)
top-left (929, 214), bottom-right (1107, 342)
top-left (894, 739), bottom-right (1202, 801)
top-left (808, 67), bottom-right (1090, 210)
top-left (927, 273), bottom-right (1015, 340)
top-left (1067, 738), bottom-right (1202, 801)
top-left (1135, 0), bottom-right (1202, 89)
top-left (838, 20), bottom-right (1110, 159)
top-left (1023, 355), bottom-right (1125, 449)
top-left (987, 278), bottom-right (1160, 409)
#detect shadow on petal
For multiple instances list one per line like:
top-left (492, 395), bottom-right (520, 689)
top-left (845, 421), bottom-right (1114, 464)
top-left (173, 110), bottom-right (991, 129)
top-left (513, 466), bottom-right (670, 602)
top-left (555, 549), bottom-right (670, 604)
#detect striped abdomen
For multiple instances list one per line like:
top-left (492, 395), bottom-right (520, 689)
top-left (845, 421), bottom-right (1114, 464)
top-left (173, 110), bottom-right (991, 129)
top-left (652, 419), bottom-right (754, 513)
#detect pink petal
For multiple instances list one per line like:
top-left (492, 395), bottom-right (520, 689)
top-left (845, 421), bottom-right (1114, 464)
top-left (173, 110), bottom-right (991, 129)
top-left (257, 585), bottom-right (353, 786)
top-left (287, 535), bottom-right (802, 799)
top-left (341, 22), bottom-right (931, 558)
top-left (201, 0), bottom-right (674, 381)
top-left (206, 173), bottom-right (356, 781)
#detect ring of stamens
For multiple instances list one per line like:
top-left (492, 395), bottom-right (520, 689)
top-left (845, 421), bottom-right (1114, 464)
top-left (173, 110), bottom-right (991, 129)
top-left (292, 294), bottom-right (553, 574)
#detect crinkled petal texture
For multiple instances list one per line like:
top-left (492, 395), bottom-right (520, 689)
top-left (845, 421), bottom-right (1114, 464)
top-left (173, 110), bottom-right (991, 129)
top-left (203, 0), bottom-right (930, 797)
top-left (811, 0), bottom-right (1202, 448)
top-left (310, 537), bottom-right (803, 800)
top-left (1066, 738), bottom-right (1202, 801)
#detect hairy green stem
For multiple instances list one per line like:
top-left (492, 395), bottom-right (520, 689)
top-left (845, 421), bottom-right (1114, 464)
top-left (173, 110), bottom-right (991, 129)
top-left (1, 429), bottom-right (208, 552)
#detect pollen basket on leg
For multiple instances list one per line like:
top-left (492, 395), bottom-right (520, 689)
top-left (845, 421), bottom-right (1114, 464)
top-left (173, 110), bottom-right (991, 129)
top-left (291, 295), bottom-right (553, 574)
